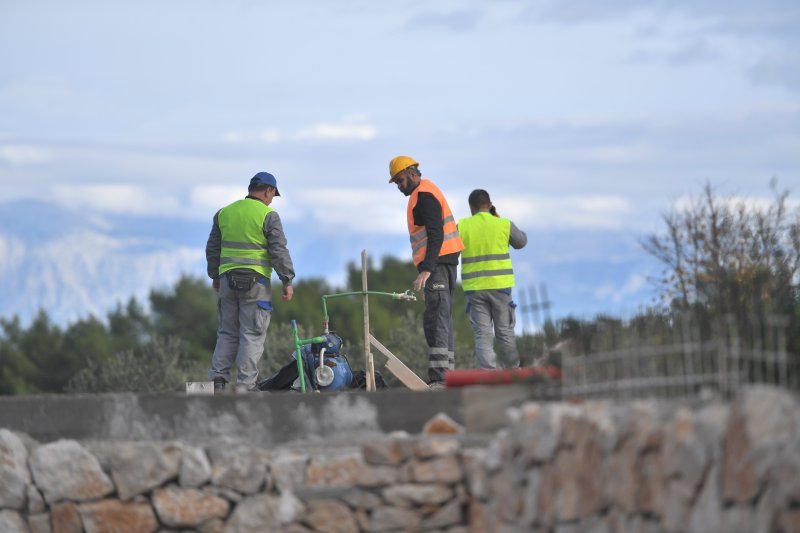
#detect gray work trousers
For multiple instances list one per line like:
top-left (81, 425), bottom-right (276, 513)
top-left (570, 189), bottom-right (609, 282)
top-left (209, 273), bottom-right (272, 390)
top-left (424, 263), bottom-right (457, 382)
top-left (467, 289), bottom-right (520, 370)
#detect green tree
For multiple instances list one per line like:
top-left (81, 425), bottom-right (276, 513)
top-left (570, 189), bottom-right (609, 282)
top-left (642, 181), bottom-right (800, 351)
top-left (0, 316), bottom-right (40, 394)
top-left (149, 276), bottom-right (218, 363)
top-left (68, 335), bottom-right (201, 393)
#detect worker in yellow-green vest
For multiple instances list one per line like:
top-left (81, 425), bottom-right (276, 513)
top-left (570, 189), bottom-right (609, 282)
top-left (459, 189), bottom-right (527, 370)
top-left (206, 172), bottom-right (295, 392)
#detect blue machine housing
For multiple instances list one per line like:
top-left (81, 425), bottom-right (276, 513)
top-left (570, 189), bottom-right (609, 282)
top-left (293, 332), bottom-right (353, 391)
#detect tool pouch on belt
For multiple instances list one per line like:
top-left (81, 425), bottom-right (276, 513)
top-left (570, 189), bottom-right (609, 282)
top-left (227, 272), bottom-right (258, 291)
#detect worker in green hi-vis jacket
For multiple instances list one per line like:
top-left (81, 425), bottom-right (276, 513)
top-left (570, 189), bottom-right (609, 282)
top-left (458, 189), bottom-right (528, 370)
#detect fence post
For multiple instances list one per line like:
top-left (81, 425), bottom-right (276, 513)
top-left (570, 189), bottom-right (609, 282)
top-left (728, 314), bottom-right (740, 395)
top-left (774, 315), bottom-right (789, 388)
top-left (716, 316), bottom-right (729, 398)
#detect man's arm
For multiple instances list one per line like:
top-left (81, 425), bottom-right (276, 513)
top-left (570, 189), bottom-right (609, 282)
top-left (509, 221), bottom-right (528, 250)
top-left (413, 192), bottom-right (444, 273)
top-left (206, 211), bottom-right (222, 279)
top-left (264, 211), bottom-right (296, 300)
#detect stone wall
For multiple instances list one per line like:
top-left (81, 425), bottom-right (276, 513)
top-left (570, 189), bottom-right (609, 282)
top-left (1, 385), bottom-right (799, 532)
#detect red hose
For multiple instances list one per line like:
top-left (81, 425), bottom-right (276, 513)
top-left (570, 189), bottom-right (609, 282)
top-left (444, 367), bottom-right (561, 387)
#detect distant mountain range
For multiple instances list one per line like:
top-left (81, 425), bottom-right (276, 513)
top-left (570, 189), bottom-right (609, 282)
top-left (0, 200), bottom-right (660, 328)
top-left (0, 200), bottom-right (207, 325)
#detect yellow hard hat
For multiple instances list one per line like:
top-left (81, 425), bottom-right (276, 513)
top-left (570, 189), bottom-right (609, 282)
top-left (389, 155), bottom-right (419, 181)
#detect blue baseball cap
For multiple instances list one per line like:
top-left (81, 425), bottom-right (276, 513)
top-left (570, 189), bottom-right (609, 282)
top-left (250, 171), bottom-right (280, 196)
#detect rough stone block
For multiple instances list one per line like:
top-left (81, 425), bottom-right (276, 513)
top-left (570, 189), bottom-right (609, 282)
top-left (368, 506), bottom-right (421, 532)
top-left (0, 510), bottom-right (29, 533)
top-left (304, 499), bottom-right (359, 533)
top-left (362, 436), bottom-right (415, 466)
top-left (0, 429), bottom-right (30, 510)
top-left (29, 440), bottom-right (113, 505)
top-left (28, 512), bottom-right (51, 533)
top-left (461, 448), bottom-right (489, 500)
top-left (152, 485), bottom-right (229, 528)
top-left (358, 465), bottom-right (399, 488)
top-left (27, 485), bottom-right (45, 515)
top-left (415, 437), bottom-right (461, 458)
top-left (208, 443), bottom-right (270, 494)
top-left (381, 483), bottom-right (453, 507)
top-left (77, 499), bottom-right (157, 533)
top-left (423, 413), bottom-right (465, 435)
top-left (340, 488), bottom-right (382, 510)
top-left (687, 465), bottom-right (721, 533)
top-left (224, 493), bottom-right (281, 533)
top-left (306, 453), bottom-right (362, 487)
top-left (421, 498), bottom-right (463, 530)
top-left (51, 501), bottom-right (82, 533)
top-left (179, 445), bottom-right (212, 488)
top-left (109, 441), bottom-right (183, 500)
top-left (269, 450), bottom-right (309, 491)
top-left (409, 455), bottom-right (463, 484)
top-left (723, 386), bottom-right (800, 505)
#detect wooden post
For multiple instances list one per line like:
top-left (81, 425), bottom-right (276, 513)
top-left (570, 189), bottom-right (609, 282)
top-left (362, 250), bottom-right (376, 391)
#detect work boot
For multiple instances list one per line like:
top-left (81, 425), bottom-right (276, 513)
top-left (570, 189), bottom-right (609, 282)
top-left (428, 380), bottom-right (446, 390)
top-left (213, 378), bottom-right (226, 393)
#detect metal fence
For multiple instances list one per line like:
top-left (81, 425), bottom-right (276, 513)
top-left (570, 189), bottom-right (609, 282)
top-left (557, 315), bottom-right (799, 400)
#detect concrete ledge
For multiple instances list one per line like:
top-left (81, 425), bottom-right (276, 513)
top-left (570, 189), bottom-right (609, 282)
top-left (0, 385), bottom-right (535, 446)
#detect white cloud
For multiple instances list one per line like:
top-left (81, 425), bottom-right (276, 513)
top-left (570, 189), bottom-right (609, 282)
top-left (282, 188), bottom-right (406, 234)
top-left (0, 144), bottom-right (51, 165)
top-left (594, 272), bottom-right (647, 302)
top-left (189, 186), bottom-right (244, 216)
top-left (52, 185), bottom-right (182, 216)
top-left (495, 193), bottom-right (633, 230)
top-left (260, 129), bottom-right (282, 143)
top-left (294, 120), bottom-right (377, 141)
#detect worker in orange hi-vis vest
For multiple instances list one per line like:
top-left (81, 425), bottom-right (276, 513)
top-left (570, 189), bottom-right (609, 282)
top-left (388, 155), bottom-right (464, 387)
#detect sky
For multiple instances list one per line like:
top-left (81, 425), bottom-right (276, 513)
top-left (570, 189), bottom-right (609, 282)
top-left (1, 0), bottom-right (799, 326)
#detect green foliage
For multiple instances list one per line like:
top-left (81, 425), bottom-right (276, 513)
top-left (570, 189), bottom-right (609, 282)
top-left (67, 336), bottom-right (201, 393)
top-left (4, 181), bottom-right (798, 397)
top-left (149, 277), bottom-right (218, 363)
top-left (643, 181), bottom-right (800, 352)
top-left (0, 258), bottom-right (481, 395)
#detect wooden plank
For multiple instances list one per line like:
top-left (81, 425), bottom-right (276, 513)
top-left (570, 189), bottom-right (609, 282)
top-left (362, 250), bottom-right (376, 392)
top-left (369, 334), bottom-right (429, 391)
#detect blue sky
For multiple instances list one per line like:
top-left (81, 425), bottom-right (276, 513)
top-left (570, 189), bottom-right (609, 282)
top-left (1, 0), bottom-right (798, 326)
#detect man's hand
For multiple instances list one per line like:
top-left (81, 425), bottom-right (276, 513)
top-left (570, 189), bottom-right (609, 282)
top-left (212, 278), bottom-right (220, 293)
top-left (413, 270), bottom-right (431, 292)
top-left (282, 284), bottom-right (294, 301)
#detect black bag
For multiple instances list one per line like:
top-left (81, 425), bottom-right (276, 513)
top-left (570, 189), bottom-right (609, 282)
top-left (227, 272), bottom-right (258, 291)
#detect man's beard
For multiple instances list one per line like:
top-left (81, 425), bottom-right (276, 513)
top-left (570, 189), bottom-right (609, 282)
top-left (399, 181), bottom-right (415, 196)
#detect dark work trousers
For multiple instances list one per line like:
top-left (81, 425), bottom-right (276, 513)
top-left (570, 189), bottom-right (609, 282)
top-left (424, 263), bottom-right (457, 382)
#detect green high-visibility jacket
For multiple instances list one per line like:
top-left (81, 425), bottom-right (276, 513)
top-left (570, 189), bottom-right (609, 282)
top-left (459, 212), bottom-right (515, 290)
top-left (218, 198), bottom-right (273, 278)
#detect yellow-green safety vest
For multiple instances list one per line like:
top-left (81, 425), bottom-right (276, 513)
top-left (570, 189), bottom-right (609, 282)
top-left (459, 212), bottom-right (515, 290)
top-left (218, 198), bottom-right (273, 279)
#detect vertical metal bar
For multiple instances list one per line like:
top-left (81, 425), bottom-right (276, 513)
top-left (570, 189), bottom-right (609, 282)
top-left (728, 313), bottom-right (740, 395)
top-left (776, 316), bottom-right (788, 388)
top-left (681, 314), bottom-right (692, 398)
top-left (362, 250), bottom-right (376, 392)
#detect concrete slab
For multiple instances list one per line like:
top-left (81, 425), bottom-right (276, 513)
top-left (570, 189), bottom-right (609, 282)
top-left (0, 385), bottom-right (540, 447)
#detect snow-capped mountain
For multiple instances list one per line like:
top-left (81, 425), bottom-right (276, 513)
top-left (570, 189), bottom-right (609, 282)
top-left (0, 200), bottom-right (207, 325)
top-left (0, 199), bottom-right (659, 327)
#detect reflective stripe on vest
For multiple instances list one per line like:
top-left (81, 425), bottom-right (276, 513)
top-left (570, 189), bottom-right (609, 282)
top-left (217, 198), bottom-right (274, 279)
top-left (407, 179), bottom-right (464, 266)
top-left (458, 212), bottom-right (515, 290)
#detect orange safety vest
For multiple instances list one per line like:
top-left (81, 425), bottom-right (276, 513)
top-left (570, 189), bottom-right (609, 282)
top-left (407, 179), bottom-right (464, 267)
